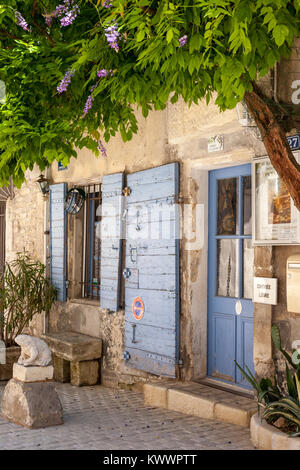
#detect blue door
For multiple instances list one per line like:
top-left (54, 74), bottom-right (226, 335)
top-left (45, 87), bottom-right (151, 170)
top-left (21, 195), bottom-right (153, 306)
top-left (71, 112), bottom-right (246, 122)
top-left (208, 164), bottom-right (254, 388)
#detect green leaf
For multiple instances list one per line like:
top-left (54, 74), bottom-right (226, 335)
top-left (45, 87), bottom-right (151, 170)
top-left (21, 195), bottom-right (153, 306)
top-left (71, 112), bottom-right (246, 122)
top-left (166, 29), bottom-right (174, 43)
top-left (273, 24), bottom-right (290, 47)
top-left (271, 325), bottom-right (281, 350)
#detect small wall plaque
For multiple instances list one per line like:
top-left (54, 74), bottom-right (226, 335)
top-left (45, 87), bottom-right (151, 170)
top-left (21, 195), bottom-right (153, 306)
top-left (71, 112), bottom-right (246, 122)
top-left (208, 135), bottom-right (224, 152)
top-left (253, 277), bottom-right (278, 305)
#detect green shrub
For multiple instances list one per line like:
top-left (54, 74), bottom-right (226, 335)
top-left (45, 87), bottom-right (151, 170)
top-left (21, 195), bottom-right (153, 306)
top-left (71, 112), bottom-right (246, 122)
top-left (0, 251), bottom-right (56, 348)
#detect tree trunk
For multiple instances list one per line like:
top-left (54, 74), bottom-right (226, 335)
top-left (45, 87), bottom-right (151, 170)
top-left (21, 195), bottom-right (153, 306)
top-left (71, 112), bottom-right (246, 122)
top-left (244, 90), bottom-right (300, 211)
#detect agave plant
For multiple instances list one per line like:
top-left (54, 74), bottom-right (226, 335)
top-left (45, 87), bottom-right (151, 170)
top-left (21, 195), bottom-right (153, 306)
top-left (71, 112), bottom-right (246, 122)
top-left (263, 374), bottom-right (300, 436)
top-left (234, 361), bottom-right (281, 414)
top-left (236, 324), bottom-right (300, 436)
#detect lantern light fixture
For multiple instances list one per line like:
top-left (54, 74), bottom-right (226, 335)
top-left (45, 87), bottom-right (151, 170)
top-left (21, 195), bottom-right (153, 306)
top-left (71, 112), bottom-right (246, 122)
top-left (36, 174), bottom-right (49, 196)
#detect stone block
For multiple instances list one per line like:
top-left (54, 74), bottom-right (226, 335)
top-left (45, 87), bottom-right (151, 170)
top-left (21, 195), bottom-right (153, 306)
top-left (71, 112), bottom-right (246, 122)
top-left (42, 331), bottom-right (102, 362)
top-left (250, 413), bottom-right (300, 450)
top-left (167, 389), bottom-right (215, 419)
top-left (214, 402), bottom-right (253, 427)
top-left (70, 360), bottom-right (99, 386)
top-left (144, 383), bottom-right (168, 408)
top-left (0, 347), bottom-right (21, 381)
top-left (53, 355), bottom-right (70, 383)
top-left (1, 378), bottom-right (63, 429)
top-left (13, 363), bottom-right (54, 382)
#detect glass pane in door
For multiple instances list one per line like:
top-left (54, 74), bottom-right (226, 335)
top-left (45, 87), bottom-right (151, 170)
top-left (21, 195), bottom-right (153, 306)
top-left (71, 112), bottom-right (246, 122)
top-left (217, 178), bottom-right (239, 235)
top-left (216, 239), bottom-right (239, 298)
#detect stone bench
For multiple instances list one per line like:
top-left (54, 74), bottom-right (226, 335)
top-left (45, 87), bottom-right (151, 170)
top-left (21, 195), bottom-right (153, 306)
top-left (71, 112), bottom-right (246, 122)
top-left (41, 331), bottom-right (102, 386)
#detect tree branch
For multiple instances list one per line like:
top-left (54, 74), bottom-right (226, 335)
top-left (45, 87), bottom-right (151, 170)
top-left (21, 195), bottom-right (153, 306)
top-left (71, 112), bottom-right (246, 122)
top-left (0, 29), bottom-right (25, 42)
top-left (244, 88), bottom-right (300, 211)
top-left (32, 0), bottom-right (55, 46)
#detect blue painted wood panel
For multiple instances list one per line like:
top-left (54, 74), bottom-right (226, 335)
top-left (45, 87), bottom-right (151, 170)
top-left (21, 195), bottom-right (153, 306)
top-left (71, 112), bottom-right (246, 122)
top-left (124, 163), bottom-right (180, 378)
top-left (49, 183), bottom-right (67, 302)
top-left (100, 172), bottom-right (124, 311)
top-left (208, 164), bottom-right (254, 389)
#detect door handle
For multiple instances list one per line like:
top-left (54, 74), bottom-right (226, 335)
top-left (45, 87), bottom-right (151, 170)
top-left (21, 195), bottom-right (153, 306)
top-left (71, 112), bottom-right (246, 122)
top-left (132, 324), bottom-right (137, 343)
top-left (130, 247), bottom-right (137, 263)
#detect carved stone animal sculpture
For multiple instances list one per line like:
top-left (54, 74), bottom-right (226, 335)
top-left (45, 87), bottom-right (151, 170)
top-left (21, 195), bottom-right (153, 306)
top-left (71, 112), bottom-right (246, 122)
top-left (15, 334), bottom-right (52, 367)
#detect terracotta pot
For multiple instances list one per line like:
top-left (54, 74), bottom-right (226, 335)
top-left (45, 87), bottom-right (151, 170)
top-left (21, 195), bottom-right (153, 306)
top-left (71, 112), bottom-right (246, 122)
top-left (0, 346), bottom-right (21, 381)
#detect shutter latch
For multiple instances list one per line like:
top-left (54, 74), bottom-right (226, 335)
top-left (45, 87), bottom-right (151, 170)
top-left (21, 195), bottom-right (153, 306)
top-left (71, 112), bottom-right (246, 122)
top-left (122, 187), bottom-right (131, 197)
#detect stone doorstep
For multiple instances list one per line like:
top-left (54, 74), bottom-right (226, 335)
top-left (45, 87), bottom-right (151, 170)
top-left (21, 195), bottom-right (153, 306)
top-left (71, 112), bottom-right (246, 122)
top-left (144, 382), bottom-right (257, 428)
top-left (41, 331), bottom-right (102, 362)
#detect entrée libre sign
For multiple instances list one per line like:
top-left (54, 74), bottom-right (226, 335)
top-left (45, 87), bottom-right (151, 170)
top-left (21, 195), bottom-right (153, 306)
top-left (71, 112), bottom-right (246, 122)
top-left (253, 277), bottom-right (278, 305)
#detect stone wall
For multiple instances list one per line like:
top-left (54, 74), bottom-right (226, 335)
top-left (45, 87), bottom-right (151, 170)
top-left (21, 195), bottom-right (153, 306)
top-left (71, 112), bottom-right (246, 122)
top-left (4, 48), bottom-right (300, 387)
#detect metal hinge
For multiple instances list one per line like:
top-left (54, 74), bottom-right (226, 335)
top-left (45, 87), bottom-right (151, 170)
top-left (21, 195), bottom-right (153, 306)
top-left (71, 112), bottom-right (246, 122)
top-left (65, 280), bottom-right (70, 288)
top-left (178, 359), bottom-right (183, 367)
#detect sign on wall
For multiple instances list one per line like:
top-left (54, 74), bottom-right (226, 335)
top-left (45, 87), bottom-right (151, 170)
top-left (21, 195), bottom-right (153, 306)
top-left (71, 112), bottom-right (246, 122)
top-left (253, 153), bottom-right (300, 245)
top-left (253, 277), bottom-right (278, 305)
top-left (287, 134), bottom-right (300, 151)
top-left (208, 135), bottom-right (224, 153)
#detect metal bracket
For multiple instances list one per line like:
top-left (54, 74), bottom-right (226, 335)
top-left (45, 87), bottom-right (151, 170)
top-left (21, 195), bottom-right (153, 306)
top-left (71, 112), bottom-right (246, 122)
top-left (122, 268), bottom-right (131, 279)
top-left (122, 187), bottom-right (131, 197)
top-left (123, 351), bottom-right (131, 361)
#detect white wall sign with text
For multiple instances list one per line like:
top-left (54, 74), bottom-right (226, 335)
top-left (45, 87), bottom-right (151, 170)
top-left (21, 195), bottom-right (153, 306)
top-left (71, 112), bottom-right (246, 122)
top-left (253, 277), bottom-right (278, 305)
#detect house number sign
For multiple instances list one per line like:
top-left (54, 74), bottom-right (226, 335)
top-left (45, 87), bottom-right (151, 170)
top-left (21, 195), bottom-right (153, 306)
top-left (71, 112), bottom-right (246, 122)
top-left (253, 277), bottom-right (278, 305)
top-left (132, 297), bottom-right (144, 320)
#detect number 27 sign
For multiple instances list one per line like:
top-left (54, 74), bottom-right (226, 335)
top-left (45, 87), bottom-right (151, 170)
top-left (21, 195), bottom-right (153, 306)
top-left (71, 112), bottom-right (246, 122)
top-left (287, 134), bottom-right (300, 151)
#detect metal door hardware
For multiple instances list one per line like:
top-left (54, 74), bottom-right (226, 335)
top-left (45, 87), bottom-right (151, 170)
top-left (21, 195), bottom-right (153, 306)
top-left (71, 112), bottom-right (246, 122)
top-left (235, 300), bottom-right (242, 315)
top-left (130, 247), bottom-right (137, 263)
top-left (123, 351), bottom-right (131, 361)
top-left (122, 187), bottom-right (131, 197)
top-left (122, 268), bottom-right (131, 279)
top-left (132, 324), bottom-right (137, 343)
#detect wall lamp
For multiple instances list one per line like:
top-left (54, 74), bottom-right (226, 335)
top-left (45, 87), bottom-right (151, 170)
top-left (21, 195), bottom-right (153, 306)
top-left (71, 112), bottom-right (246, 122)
top-left (36, 174), bottom-right (49, 197)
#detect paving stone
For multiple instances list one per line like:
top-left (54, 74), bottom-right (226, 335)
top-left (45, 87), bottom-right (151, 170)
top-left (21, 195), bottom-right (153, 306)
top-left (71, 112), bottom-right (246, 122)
top-left (0, 382), bottom-right (254, 450)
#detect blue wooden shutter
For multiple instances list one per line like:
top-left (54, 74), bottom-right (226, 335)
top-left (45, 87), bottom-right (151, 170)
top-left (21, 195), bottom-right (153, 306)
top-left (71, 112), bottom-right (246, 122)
top-left (124, 163), bottom-right (180, 378)
top-left (49, 183), bottom-right (67, 302)
top-left (100, 172), bottom-right (124, 311)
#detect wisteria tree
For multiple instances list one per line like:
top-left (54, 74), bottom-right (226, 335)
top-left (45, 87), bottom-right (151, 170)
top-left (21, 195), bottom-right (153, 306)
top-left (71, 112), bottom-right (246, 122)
top-left (0, 1), bottom-right (299, 207)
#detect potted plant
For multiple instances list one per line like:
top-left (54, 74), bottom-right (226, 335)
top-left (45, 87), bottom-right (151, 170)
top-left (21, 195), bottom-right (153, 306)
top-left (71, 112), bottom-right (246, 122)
top-left (0, 251), bottom-right (56, 380)
top-left (236, 325), bottom-right (300, 447)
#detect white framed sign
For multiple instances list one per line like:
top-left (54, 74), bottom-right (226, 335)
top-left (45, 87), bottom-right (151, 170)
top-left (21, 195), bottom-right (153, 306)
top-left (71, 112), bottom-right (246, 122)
top-left (208, 135), bottom-right (224, 152)
top-left (252, 152), bottom-right (300, 245)
top-left (253, 277), bottom-right (278, 305)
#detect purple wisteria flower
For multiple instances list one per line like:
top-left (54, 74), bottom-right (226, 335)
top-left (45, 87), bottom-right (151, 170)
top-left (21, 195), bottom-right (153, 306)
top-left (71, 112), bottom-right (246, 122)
top-left (104, 23), bottom-right (120, 52)
top-left (60, 4), bottom-right (80, 27)
top-left (178, 35), bottom-right (188, 47)
top-left (44, 0), bottom-right (79, 28)
top-left (98, 140), bottom-right (107, 157)
top-left (82, 84), bottom-right (98, 117)
top-left (103, 0), bottom-right (112, 7)
top-left (57, 69), bottom-right (75, 94)
top-left (97, 69), bottom-right (113, 78)
top-left (15, 11), bottom-right (30, 32)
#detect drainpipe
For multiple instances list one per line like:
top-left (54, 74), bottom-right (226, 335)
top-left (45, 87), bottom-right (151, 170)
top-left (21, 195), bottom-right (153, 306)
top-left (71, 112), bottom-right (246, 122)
top-left (43, 167), bottom-right (51, 335)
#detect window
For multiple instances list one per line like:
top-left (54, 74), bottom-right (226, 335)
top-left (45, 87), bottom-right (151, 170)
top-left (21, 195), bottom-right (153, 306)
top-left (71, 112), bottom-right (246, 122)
top-left (81, 184), bottom-right (101, 300)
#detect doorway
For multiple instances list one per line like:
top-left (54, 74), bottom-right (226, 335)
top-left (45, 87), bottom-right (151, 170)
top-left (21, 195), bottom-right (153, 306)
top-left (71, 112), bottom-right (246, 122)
top-left (207, 164), bottom-right (254, 389)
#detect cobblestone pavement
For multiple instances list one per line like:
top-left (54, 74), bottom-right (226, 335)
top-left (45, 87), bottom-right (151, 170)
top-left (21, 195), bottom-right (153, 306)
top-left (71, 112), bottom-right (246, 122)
top-left (0, 382), bottom-right (255, 450)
